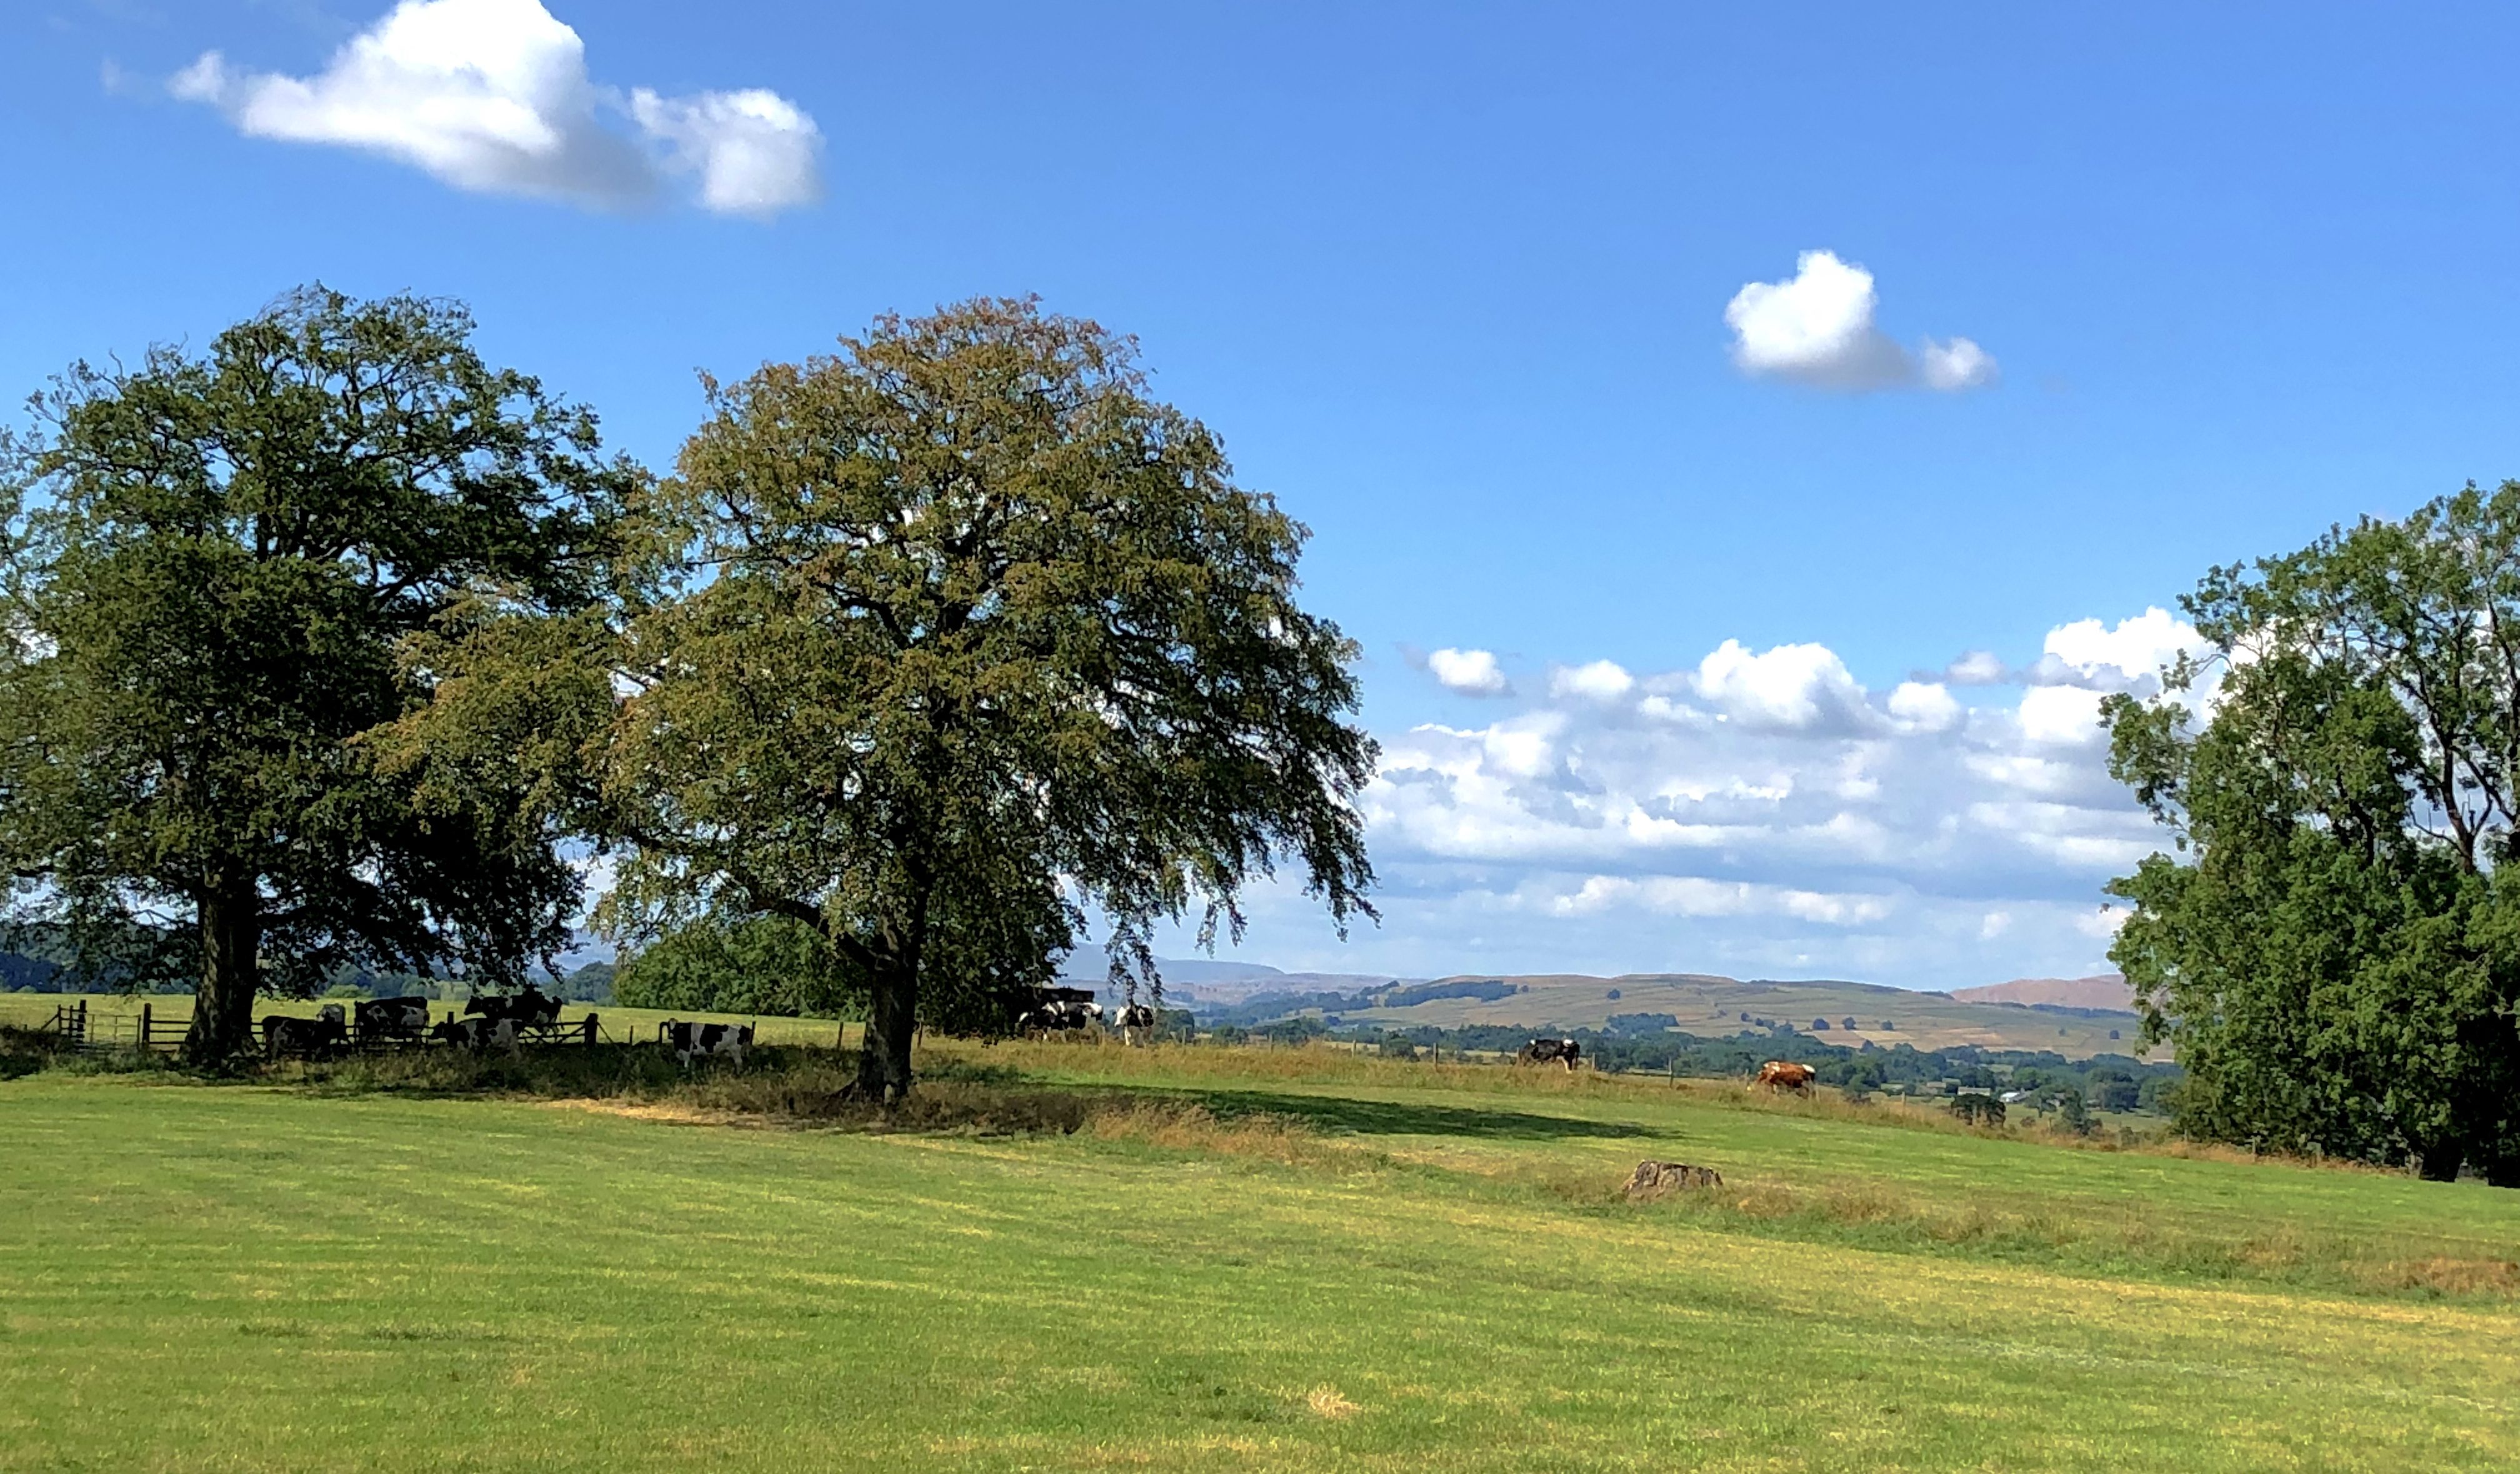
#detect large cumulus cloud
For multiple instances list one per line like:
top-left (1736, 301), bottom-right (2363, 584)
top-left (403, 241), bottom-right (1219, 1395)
top-left (1193, 611), bottom-right (2209, 990)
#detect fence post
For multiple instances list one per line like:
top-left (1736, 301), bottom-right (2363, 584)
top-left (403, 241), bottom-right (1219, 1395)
top-left (583, 1013), bottom-right (598, 1047)
top-left (140, 1003), bottom-right (152, 1051)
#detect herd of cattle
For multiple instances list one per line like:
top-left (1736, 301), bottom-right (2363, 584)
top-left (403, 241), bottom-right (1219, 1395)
top-left (255, 985), bottom-right (1156, 1063)
top-left (260, 988), bottom-right (568, 1058)
top-left (259, 991), bottom-right (1830, 1094)
top-left (1014, 986), bottom-right (1159, 1044)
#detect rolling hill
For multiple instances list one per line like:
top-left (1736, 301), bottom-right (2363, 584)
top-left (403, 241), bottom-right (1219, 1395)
top-left (1232, 970), bottom-right (2147, 1059)
top-left (1951, 973), bottom-right (2136, 1010)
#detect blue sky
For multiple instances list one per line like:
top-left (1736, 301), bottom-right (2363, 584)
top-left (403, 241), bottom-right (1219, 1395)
top-left (10, 1), bottom-right (2519, 988)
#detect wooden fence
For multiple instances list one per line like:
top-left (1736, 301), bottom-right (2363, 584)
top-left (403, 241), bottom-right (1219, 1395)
top-left (32, 1001), bottom-right (609, 1055)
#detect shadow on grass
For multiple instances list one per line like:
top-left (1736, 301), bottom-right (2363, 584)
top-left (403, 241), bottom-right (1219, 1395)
top-left (1169, 1086), bottom-right (1661, 1142)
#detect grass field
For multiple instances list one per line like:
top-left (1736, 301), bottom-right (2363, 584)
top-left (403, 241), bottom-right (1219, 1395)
top-left (5, 1032), bottom-right (2518, 1471)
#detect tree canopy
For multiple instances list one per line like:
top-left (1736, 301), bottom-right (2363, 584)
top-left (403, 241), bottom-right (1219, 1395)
top-left (2104, 483), bottom-right (2520, 1182)
top-left (0, 288), bottom-right (638, 1061)
top-left (602, 297), bottom-right (1377, 1096)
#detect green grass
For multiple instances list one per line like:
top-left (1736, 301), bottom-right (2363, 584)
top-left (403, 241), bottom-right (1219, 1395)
top-left (4, 1040), bottom-right (2519, 1471)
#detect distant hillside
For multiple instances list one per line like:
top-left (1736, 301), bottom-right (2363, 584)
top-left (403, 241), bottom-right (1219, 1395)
top-left (1057, 947), bottom-right (1408, 1001)
top-left (1225, 970), bottom-right (2151, 1060)
top-left (1951, 975), bottom-right (2135, 1011)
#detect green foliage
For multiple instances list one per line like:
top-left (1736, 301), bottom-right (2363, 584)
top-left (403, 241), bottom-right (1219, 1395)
top-left (602, 298), bottom-right (1376, 1094)
top-left (0, 287), bottom-right (636, 1060)
top-left (2106, 483), bottom-right (2520, 1181)
top-left (612, 916), bottom-right (856, 1018)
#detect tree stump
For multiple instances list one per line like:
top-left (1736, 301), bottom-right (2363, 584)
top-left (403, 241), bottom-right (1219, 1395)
top-left (1623, 1160), bottom-right (1723, 1200)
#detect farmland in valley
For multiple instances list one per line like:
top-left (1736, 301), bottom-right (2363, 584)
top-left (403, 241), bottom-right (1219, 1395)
top-left (1214, 971), bottom-right (2144, 1058)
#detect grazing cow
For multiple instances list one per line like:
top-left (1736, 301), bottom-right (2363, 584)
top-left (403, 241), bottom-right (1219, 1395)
top-left (662, 1019), bottom-right (753, 1068)
top-left (464, 986), bottom-right (561, 1030)
top-left (262, 1004), bottom-right (348, 1060)
top-left (1109, 1004), bottom-right (1156, 1045)
top-left (1518, 1037), bottom-right (1582, 1070)
top-left (1754, 1060), bottom-right (1816, 1093)
top-left (355, 996), bottom-right (430, 1042)
top-left (431, 1016), bottom-right (520, 1054)
top-left (1016, 986), bottom-right (1104, 1037)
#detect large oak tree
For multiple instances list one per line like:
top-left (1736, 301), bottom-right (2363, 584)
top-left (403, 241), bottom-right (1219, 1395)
top-left (0, 288), bottom-right (637, 1061)
top-left (2105, 483), bottom-right (2520, 1182)
top-left (606, 298), bottom-right (1376, 1098)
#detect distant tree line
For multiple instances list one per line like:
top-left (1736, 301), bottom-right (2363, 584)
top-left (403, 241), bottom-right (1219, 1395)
top-left (0, 288), bottom-right (1374, 1088)
top-left (1206, 1013), bottom-right (2181, 1106)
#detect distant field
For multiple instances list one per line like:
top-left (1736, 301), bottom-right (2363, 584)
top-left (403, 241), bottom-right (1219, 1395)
top-left (4, 1037), bottom-right (2516, 1470)
top-left (1308, 972), bottom-right (2144, 1058)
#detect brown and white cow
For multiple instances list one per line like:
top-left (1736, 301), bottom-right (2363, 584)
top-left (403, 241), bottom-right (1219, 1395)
top-left (1755, 1060), bottom-right (1816, 1093)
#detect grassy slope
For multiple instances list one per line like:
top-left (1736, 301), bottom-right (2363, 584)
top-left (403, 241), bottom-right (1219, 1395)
top-left (7, 1045), bottom-right (2520, 1471)
top-left (1311, 974), bottom-right (2142, 1057)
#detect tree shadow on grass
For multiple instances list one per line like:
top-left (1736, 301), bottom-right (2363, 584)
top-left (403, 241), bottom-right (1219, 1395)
top-left (1176, 1086), bottom-right (1662, 1142)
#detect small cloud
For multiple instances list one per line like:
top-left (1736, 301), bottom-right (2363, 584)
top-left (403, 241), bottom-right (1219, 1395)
top-left (1940, 649), bottom-right (2009, 686)
top-left (2076, 904), bottom-right (2133, 940)
top-left (2041, 608), bottom-right (2201, 686)
top-left (1551, 659), bottom-right (1635, 702)
top-left (1426, 648), bottom-right (1509, 697)
top-left (1724, 250), bottom-right (1996, 393)
top-left (1919, 336), bottom-right (1998, 391)
top-left (168, 0), bottom-right (820, 219)
top-left (627, 86), bottom-right (820, 219)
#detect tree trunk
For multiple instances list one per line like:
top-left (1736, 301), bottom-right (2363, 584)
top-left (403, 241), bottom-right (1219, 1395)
top-left (855, 959), bottom-right (917, 1101)
top-left (185, 881), bottom-right (261, 1066)
top-left (853, 873), bottom-right (931, 1101)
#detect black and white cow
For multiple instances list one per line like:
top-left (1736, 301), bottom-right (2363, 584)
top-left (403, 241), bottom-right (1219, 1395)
top-left (1017, 999), bottom-right (1101, 1036)
top-left (464, 986), bottom-right (561, 1031)
top-left (262, 1004), bottom-right (348, 1059)
top-left (1109, 1004), bottom-right (1156, 1046)
top-left (355, 996), bottom-right (430, 1041)
top-left (662, 1019), bottom-right (753, 1068)
top-left (1518, 1037), bottom-right (1581, 1071)
top-left (431, 1015), bottom-right (519, 1053)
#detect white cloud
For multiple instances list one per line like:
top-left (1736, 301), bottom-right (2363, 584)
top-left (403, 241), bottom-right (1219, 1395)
top-left (2042, 606), bottom-right (2201, 686)
top-left (2016, 685), bottom-right (2106, 746)
top-left (1551, 659), bottom-right (1634, 702)
top-left (1888, 680), bottom-right (1962, 733)
top-left (169, 0), bottom-right (820, 218)
top-left (1919, 336), bottom-right (1998, 391)
top-left (1942, 649), bottom-right (2009, 685)
top-left (1293, 611), bottom-right (2182, 990)
top-left (1692, 639), bottom-right (1872, 733)
top-left (1724, 250), bottom-right (1996, 393)
top-left (628, 86), bottom-right (821, 218)
top-left (1426, 648), bottom-right (1509, 697)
